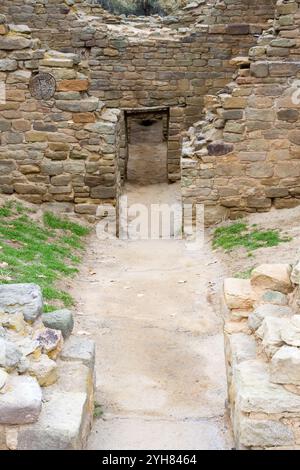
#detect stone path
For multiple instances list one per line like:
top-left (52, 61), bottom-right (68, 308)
top-left (70, 183), bottom-right (233, 450)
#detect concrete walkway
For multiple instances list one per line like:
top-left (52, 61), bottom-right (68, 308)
top-left (70, 184), bottom-right (232, 450)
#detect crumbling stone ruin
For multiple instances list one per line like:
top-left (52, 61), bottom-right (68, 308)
top-left (223, 262), bottom-right (300, 450)
top-left (1, 0), bottom-right (300, 450)
top-left (0, 0), bottom-right (284, 222)
top-left (182, 0), bottom-right (300, 224)
top-left (0, 284), bottom-right (95, 450)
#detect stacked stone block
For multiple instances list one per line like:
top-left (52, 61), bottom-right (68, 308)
top-left (0, 283), bottom-right (95, 450)
top-left (0, 1), bottom-right (277, 185)
top-left (0, 16), bottom-right (122, 215)
top-left (0, 1), bottom-right (277, 31)
top-left (223, 262), bottom-right (300, 450)
top-left (182, 0), bottom-right (300, 224)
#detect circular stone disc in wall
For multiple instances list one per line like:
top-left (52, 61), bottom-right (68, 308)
top-left (29, 73), bottom-right (56, 100)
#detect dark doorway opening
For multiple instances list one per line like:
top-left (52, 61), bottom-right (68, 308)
top-left (124, 107), bottom-right (169, 185)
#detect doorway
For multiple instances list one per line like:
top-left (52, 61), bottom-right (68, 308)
top-left (124, 108), bottom-right (169, 185)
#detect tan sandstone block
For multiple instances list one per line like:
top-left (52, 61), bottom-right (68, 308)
top-left (72, 113), bottom-right (95, 123)
top-left (57, 80), bottom-right (89, 92)
top-left (222, 97), bottom-right (247, 109)
top-left (0, 25), bottom-right (8, 35)
top-left (251, 264), bottom-right (293, 294)
top-left (224, 278), bottom-right (257, 310)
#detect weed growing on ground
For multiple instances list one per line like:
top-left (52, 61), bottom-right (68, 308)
top-left (213, 221), bottom-right (292, 252)
top-left (0, 201), bottom-right (90, 311)
top-left (235, 267), bottom-right (255, 279)
top-left (94, 402), bottom-right (104, 419)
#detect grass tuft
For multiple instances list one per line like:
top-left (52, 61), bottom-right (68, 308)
top-left (235, 267), bottom-right (255, 279)
top-left (43, 212), bottom-right (90, 237)
top-left (0, 200), bottom-right (89, 311)
top-left (213, 221), bottom-right (292, 252)
top-left (94, 402), bottom-right (104, 419)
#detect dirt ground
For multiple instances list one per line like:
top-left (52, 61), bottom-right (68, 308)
top-left (1, 191), bottom-right (299, 449)
top-left (70, 194), bottom-right (300, 450)
top-left (70, 182), bottom-right (233, 450)
top-left (2, 132), bottom-right (300, 449)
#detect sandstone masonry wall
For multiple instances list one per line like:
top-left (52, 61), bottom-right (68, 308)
top-left (182, 0), bottom-right (300, 225)
top-left (0, 16), bottom-right (122, 216)
top-left (0, 1), bottom-right (277, 31)
top-left (0, 0), bottom-right (278, 208)
top-left (0, 283), bottom-right (95, 450)
top-left (223, 262), bottom-right (300, 450)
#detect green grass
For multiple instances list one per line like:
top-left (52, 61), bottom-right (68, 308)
top-left (0, 201), bottom-right (90, 311)
top-left (213, 221), bottom-right (292, 252)
top-left (43, 212), bottom-right (90, 237)
top-left (93, 401), bottom-right (104, 419)
top-left (235, 267), bottom-right (255, 279)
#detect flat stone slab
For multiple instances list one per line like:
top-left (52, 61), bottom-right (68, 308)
top-left (0, 284), bottom-right (43, 323)
top-left (17, 390), bottom-right (88, 450)
top-left (56, 360), bottom-right (93, 394)
top-left (60, 336), bottom-right (95, 369)
top-left (239, 416), bottom-right (294, 448)
top-left (0, 375), bottom-right (42, 425)
top-left (235, 359), bottom-right (300, 414)
top-left (88, 416), bottom-right (231, 450)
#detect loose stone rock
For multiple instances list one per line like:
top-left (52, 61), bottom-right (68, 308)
top-left (42, 309), bottom-right (74, 339)
top-left (224, 278), bottom-right (257, 310)
top-left (291, 261), bottom-right (300, 285)
top-left (60, 336), bottom-right (95, 369)
top-left (28, 354), bottom-right (58, 387)
top-left (257, 316), bottom-right (286, 358)
top-left (271, 346), bottom-right (300, 386)
top-left (248, 304), bottom-right (293, 331)
top-left (0, 338), bottom-right (23, 371)
top-left (261, 290), bottom-right (288, 306)
top-left (0, 375), bottom-right (42, 425)
top-left (0, 368), bottom-right (8, 390)
top-left (281, 316), bottom-right (300, 347)
top-left (0, 284), bottom-right (43, 323)
top-left (34, 328), bottom-right (63, 360)
top-left (16, 337), bottom-right (41, 358)
top-left (0, 312), bottom-right (26, 333)
top-left (251, 264), bottom-right (293, 294)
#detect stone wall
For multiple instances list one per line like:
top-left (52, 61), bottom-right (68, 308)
top-left (0, 0), bottom-right (277, 31)
top-left (182, 0), bottom-right (300, 225)
top-left (0, 0), bottom-right (281, 209)
top-left (196, 0), bottom-right (277, 25)
top-left (84, 21), bottom-right (264, 180)
top-left (0, 16), bottom-right (122, 216)
top-left (0, 1), bottom-right (277, 184)
top-left (0, 283), bottom-right (95, 450)
top-left (223, 262), bottom-right (300, 450)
